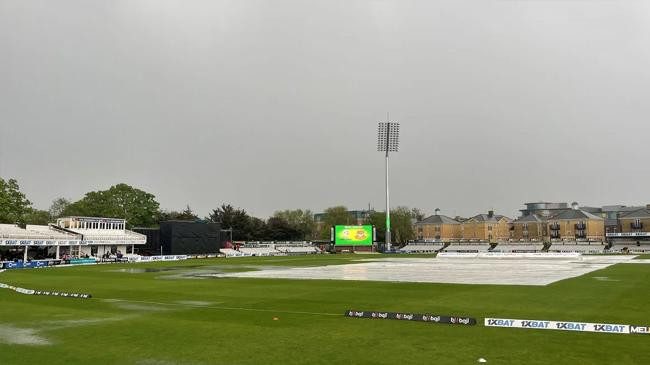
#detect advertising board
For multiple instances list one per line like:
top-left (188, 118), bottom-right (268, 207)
top-left (346, 310), bottom-right (476, 326)
top-left (485, 318), bottom-right (630, 335)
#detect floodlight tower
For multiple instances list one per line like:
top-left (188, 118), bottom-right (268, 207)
top-left (377, 121), bottom-right (399, 252)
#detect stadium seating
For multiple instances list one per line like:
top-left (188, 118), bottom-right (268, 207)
top-left (220, 248), bottom-right (246, 257)
top-left (220, 243), bottom-right (322, 257)
top-left (548, 244), bottom-right (606, 254)
top-left (238, 247), bottom-right (280, 256)
top-left (399, 243), bottom-right (445, 253)
top-left (441, 243), bottom-right (490, 253)
top-left (276, 246), bottom-right (320, 254)
top-left (491, 244), bottom-right (545, 253)
top-left (607, 244), bottom-right (650, 253)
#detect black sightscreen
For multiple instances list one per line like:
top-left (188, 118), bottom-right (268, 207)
top-left (161, 221), bottom-right (223, 255)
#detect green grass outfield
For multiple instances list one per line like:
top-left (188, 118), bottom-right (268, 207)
top-left (1, 254), bottom-right (649, 365)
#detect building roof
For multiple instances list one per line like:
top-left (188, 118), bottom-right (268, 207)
top-left (514, 215), bottom-right (545, 223)
top-left (581, 206), bottom-right (602, 214)
top-left (601, 205), bottom-right (646, 213)
top-left (415, 214), bottom-right (460, 225)
top-left (549, 209), bottom-right (603, 221)
top-left (619, 209), bottom-right (650, 219)
top-left (469, 214), bottom-right (511, 223)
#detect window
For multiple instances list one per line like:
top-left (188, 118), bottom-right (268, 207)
top-left (435, 225), bottom-right (441, 232)
top-left (487, 225), bottom-right (492, 231)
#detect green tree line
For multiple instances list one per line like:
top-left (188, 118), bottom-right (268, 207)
top-left (1, 177), bottom-right (424, 243)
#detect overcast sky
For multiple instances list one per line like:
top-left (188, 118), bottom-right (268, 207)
top-left (1, 0), bottom-right (649, 219)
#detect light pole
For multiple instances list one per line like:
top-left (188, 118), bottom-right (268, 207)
top-left (377, 120), bottom-right (400, 252)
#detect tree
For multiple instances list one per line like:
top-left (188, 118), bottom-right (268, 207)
top-left (410, 208), bottom-right (426, 222)
top-left (48, 197), bottom-right (71, 219)
top-left (0, 178), bottom-right (32, 224)
top-left (318, 206), bottom-right (356, 239)
top-left (208, 204), bottom-right (253, 241)
top-left (368, 206), bottom-right (417, 245)
top-left (247, 217), bottom-right (268, 241)
top-left (23, 209), bottom-right (50, 225)
top-left (62, 183), bottom-right (160, 228)
top-left (160, 205), bottom-right (199, 221)
top-left (266, 217), bottom-right (301, 241)
top-left (273, 209), bottom-right (316, 239)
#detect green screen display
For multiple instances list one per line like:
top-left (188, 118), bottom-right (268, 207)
top-left (334, 225), bottom-right (373, 246)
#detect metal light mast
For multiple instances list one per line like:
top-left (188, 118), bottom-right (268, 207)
top-left (377, 121), bottom-right (399, 252)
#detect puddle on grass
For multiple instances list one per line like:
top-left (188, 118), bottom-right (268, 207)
top-left (0, 315), bottom-right (135, 346)
top-left (0, 324), bottom-right (50, 345)
top-left (153, 265), bottom-right (290, 280)
top-left (110, 265), bottom-right (204, 273)
top-left (111, 263), bottom-right (306, 280)
top-left (137, 359), bottom-right (183, 365)
top-left (593, 276), bottom-right (621, 282)
top-left (174, 300), bottom-right (213, 306)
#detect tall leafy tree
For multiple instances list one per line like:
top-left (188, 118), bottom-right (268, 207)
top-left (48, 197), bottom-right (71, 220)
top-left (23, 209), bottom-right (51, 225)
top-left (247, 217), bottom-right (268, 241)
top-left (368, 206), bottom-right (416, 245)
top-left (410, 208), bottom-right (426, 222)
top-left (62, 183), bottom-right (160, 228)
top-left (318, 206), bottom-right (356, 239)
top-left (273, 209), bottom-right (316, 239)
top-left (0, 178), bottom-right (32, 224)
top-left (208, 204), bottom-right (253, 241)
top-left (160, 205), bottom-right (199, 221)
top-left (266, 217), bottom-right (301, 241)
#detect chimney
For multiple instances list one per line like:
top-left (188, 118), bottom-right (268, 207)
top-left (571, 202), bottom-right (579, 210)
top-left (434, 208), bottom-right (440, 216)
top-left (488, 210), bottom-right (494, 218)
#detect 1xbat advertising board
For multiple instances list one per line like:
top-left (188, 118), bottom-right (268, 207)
top-left (334, 225), bottom-right (373, 246)
top-left (485, 318), bottom-right (632, 335)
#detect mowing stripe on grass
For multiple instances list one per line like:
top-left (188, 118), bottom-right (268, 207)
top-left (101, 298), bottom-right (340, 316)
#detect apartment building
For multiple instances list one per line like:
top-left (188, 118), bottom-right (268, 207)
top-left (461, 211), bottom-right (512, 243)
top-left (414, 209), bottom-right (461, 242)
top-left (547, 207), bottom-right (605, 241)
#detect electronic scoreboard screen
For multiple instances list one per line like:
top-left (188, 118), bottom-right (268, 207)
top-left (334, 225), bottom-right (373, 246)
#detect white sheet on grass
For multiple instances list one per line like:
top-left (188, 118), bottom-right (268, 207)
top-left (216, 256), bottom-right (639, 286)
